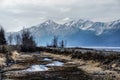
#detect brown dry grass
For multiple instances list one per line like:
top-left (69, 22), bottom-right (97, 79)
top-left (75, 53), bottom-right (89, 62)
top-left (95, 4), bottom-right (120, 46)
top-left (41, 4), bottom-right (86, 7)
top-left (11, 51), bottom-right (36, 63)
top-left (0, 53), bottom-right (6, 67)
top-left (11, 51), bottom-right (20, 61)
top-left (42, 52), bottom-right (120, 80)
top-left (3, 51), bottom-right (41, 71)
top-left (42, 52), bottom-right (102, 73)
top-left (42, 52), bottom-right (71, 61)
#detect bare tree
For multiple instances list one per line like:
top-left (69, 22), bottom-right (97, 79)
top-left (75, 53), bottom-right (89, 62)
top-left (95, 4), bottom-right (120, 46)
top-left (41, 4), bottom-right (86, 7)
top-left (15, 34), bottom-right (21, 46)
top-left (60, 40), bottom-right (64, 48)
top-left (52, 36), bottom-right (58, 48)
top-left (8, 33), bottom-right (13, 45)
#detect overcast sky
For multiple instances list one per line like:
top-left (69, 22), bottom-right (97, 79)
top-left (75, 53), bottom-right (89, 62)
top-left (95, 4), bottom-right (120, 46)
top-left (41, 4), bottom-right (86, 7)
top-left (0, 0), bottom-right (120, 32)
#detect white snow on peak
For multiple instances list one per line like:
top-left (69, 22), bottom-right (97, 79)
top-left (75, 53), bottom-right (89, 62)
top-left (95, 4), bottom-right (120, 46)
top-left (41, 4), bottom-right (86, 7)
top-left (7, 19), bottom-right (120, 37)
top-left (42, 20), bottom-right (57, 25)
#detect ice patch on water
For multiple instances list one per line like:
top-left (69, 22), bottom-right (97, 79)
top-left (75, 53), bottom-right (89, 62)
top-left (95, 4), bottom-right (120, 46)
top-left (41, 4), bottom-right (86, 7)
top-left (47, 61), bottom-right (64, 66)
top-left (23, 65), bottom-right (48, 72)
top-left (43, 58), bottom-right (52, 61)
top-left (21, 58), bottom-right (64, 72)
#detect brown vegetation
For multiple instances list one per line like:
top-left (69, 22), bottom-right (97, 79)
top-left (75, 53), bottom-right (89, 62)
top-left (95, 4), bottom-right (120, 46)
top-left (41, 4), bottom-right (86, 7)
top-left (0, 53), bottom-right (6, 67)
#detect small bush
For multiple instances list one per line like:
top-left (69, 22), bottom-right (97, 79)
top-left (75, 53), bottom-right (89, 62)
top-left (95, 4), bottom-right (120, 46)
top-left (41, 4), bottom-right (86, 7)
top-left (0, 45), bottom-right (8, 53)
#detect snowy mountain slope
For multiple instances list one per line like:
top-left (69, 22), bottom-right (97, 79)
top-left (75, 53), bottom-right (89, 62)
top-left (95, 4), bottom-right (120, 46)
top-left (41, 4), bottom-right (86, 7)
top-left (6, 19), bottom-right (120, 46)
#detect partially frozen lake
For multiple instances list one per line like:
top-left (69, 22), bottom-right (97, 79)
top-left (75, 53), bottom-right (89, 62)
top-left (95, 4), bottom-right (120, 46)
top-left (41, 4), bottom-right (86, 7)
top-left (84, 47), bottom-right (120, 52)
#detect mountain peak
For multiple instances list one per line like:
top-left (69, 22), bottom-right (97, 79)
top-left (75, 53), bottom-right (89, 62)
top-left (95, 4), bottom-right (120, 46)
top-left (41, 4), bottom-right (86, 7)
top-left (114, 19), bottom-right (120, 23)
top-left (6, 19), bottom-right (120, 46)
top-left (43, 20), bottom-right (56, 24)
top-left (78, 19), bottom-right (85, 21)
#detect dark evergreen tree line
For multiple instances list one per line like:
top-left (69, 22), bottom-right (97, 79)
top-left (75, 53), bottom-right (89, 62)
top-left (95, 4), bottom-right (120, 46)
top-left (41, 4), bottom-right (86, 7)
top-left (0, 27), bottom-right (36, 52)
top-left (21, 29), bottom-right (36, 52)
top-left (0, 27), bottom-right (6, 45)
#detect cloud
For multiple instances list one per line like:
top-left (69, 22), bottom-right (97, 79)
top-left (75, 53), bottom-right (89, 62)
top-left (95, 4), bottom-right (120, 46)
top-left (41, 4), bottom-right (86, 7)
top-left (0, 0), bottom-right (119, 32)
top-left (62, 18), bottom-right (71, 21)
top-left (60, 8), bottom-right (71, 13)
top-left (57, 17), bottom-right (72, 23)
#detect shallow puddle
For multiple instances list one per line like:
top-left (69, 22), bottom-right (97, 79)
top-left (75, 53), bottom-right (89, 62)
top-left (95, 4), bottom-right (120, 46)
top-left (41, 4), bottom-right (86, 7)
top-left (22, 58), bottom-right (64, 72)
top-left (46, 61), bottom-right (64, 66)
top-left (23, 65), bottom-right (49, 72)
top-left (43, 58), bottom-right (52, 61)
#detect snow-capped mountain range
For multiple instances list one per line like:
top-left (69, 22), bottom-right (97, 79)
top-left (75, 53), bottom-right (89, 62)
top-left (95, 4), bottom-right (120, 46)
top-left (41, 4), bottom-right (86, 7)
top-left (6, 19), bottom-right (120, 47)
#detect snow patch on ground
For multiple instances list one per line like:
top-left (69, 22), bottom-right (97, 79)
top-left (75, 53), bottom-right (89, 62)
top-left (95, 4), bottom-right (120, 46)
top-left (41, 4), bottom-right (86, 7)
top-left (43, 58), bottom-right (52, 61)
top-left (22, 58), bottom-right (64, 72)
top-left (47, 61), bottom-right (64, 66)
top-left (23, 65), bottom-right (49, 72)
